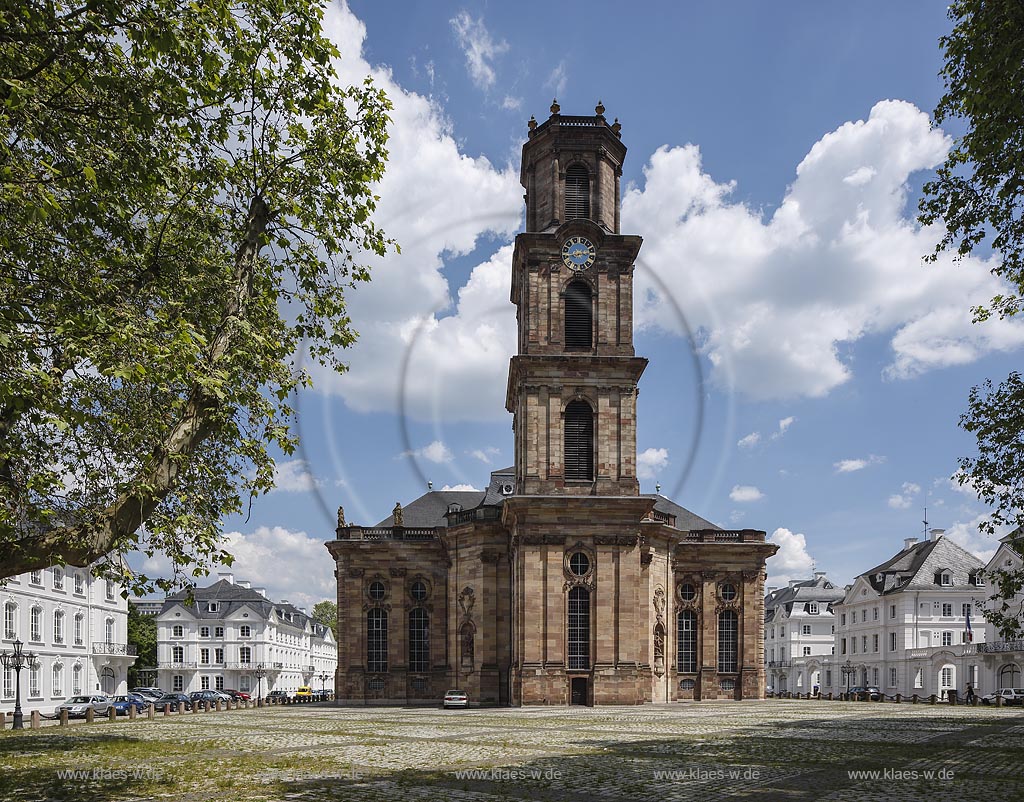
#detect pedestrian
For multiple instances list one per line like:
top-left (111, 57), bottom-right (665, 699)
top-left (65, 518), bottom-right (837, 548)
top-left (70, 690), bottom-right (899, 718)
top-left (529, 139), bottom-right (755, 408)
top-left (966, 683), bottom-right (976, 705)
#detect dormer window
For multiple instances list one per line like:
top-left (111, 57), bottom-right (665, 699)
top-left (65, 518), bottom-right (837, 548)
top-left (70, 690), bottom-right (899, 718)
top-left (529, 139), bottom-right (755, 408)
top-left (564, 164), bottom-right (590, 220)
top-left (806, 603), bottom-right (818, 615)
top-left (970, 571), bottom-right (985, 587)
top-left (207, 602), bottom-right (219, 613)
top-left (937, 571), bottom-right (952, 586)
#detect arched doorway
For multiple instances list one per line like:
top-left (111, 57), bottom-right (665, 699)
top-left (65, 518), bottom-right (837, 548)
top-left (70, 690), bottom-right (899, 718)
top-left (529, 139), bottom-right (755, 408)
top-left (999, 664), bottom-right (1021, 689)
top-left (100, 666), bottom-right (115, 695)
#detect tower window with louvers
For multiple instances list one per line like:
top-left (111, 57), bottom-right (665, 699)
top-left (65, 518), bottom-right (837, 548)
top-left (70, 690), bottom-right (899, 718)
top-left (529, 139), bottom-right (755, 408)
top-left (564, 400), bottom-right (594, 481)
top-left (565, 281), bottom-right (592, 349)
top-left (564, 164), bottom-right (590, 220)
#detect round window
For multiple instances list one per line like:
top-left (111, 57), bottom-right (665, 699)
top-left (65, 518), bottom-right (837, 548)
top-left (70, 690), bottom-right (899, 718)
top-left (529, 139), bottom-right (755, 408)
top-left (410, 580), bottom-right (428, 601)
top-left (569, 552), bottom-right (590, 576)
top-left (368, 581), bottom-right (385, 600)
top-left (720, 583), bottom-right (737, 601)
top-left (679, 583), bottom-right (696, 602)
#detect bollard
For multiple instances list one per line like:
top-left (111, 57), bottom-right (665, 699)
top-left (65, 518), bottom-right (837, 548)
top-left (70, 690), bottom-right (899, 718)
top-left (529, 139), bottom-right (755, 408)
top-left (215, 701), bottom-right (222, 712)
top-left (30, 711), bottom-right (40, 729)
top-left (0, 711), bottom-right (5, 730)
top-left (86, 707), bottom-right (94, 724)
top-left (108, 707), bottom-right (117, 722)
top-left (826, 692), bottom-right (833, 701)
top-left (60, 709), bottom-right (69, 726)
top-left (205, 702), bottom-right (211, 713)
top-left (147, 704), bottom-right (155, 720)
top-left (163, 704), bottom-right (171, 716)
top-left (895, 694), bottom-right (902, 704)
top-left (929, 694), bottom-right (937, 705)
top-left (192, 700), bottom-right (199, 714)
top-left (178, 703), bottom-right (185, 715)
top-left (129, 705), bottom-right (136, 720)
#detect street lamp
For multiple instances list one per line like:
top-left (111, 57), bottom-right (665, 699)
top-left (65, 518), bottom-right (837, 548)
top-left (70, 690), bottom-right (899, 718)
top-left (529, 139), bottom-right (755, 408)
top-left (317, 671), bottom-right (330, 697)
top-left (841, 659), bottom-right (855, 700)
top-left (253, 663), bottom-right (266, 707)
top-left (1, 639), bottom-right (39, 730)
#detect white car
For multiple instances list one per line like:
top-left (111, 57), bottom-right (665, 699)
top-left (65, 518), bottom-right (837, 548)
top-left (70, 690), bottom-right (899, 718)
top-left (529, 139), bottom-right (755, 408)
top-left (56, 695), bottom-right (112, 718)
top-left (443, 689), bottom-right (468, 709)
top-left (981, 688), bottom-right (1024, 706)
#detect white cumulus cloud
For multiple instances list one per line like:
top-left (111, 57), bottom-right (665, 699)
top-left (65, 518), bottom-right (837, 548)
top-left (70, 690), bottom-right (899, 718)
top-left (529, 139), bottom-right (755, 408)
top-left (835, 455), bottom-right (886, 473)
top-left (730, 485), bottom-right (764, 502)
top-left (637, 447), bottom-right (670, 480)
top-left (450, 11), bottom-right (508, 90)
top-left (271, 459), bottom-right (322, 492)
top-left (887, 481), bottom-right (921, 509)
top-left (401, 440), bottom-right (454, 464)
top-left (623, 100), bottom-right (1024, 401)
top-left (766, 527), bottom-right (816, 586)
top-left (737, 432), bottom-right (761, 449)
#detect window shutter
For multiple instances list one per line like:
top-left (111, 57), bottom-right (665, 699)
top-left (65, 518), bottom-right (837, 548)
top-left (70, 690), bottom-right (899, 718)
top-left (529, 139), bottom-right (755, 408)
top-left (565, 165), bottom-right (590, 220)
top-left (564, 400), bottom-right (594, 480)
top-left (565, 281), bottom-right (592, 349)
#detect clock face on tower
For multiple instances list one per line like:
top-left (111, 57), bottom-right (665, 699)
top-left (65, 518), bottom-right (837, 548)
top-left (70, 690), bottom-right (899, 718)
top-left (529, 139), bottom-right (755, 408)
top-left (561, 236), bottom-right (596, 271)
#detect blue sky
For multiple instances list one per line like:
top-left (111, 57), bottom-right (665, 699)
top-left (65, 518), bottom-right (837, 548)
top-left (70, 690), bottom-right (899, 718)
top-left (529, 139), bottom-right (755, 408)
top-left (138, 2), bottom-right (1024, 607)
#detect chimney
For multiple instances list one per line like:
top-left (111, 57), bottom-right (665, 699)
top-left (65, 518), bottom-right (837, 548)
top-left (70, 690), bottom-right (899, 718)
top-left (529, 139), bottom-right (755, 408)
top-left (814, 571), bottom-right (826, 581)
top-left (236, 580), bottom-right (251, 589)
top-left (788, 579), bottom-right (798, 588)
top-left (300, 607), bottom-right (308, 616)
top-left (766, 586), bottom-right (778, 595)
top-left (281, 599), bottom-right (290, 606)
top-left (930, 528), bottom-right (945, 541)
top-left (253, 587), bottom-right (267, 598)
top-left (217, 572), bottom-right (234, 584)
top-left (903, 537), bottom-right (918, 550)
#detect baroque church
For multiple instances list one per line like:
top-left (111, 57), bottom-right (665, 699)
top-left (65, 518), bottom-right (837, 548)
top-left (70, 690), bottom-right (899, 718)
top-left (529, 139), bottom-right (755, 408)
top-left (326, 102), bottom-right (777, 706)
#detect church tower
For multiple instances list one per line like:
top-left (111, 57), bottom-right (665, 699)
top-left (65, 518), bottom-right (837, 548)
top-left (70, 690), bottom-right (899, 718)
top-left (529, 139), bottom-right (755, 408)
top-left (507, 100), bottom-right (647, 496)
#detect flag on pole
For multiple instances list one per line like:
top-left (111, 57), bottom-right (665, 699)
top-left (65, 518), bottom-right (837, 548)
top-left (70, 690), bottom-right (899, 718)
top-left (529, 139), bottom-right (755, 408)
top-left (965, 607), bottom-right (974, 643)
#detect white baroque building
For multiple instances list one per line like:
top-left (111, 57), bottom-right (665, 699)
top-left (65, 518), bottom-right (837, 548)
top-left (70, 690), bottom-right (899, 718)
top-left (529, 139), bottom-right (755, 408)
top-left (975, 531), bottom-right (1024, 691)
top-left (764, 572), bottom-right (845, 694)
top-left (156, 573), bottom-right (336, 696)
top-left (1, 566), bottom-right (135, 714)
top-left (823, 530), bottom-right (987, 699)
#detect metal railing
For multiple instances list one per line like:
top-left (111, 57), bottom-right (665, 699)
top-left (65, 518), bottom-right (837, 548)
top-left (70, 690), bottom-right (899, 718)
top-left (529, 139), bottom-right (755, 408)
top-left (93, 642), bottom-right (138, 656)
top-left (163, 662), bottom-right (198, 669)
top-left (979, 640), bottom-right (1024, 653)
top-left (342, 527), bottom-right (438, 541)
top-left (682, 529), bottom-right (765, 543)
top-left (447, 507), bottom-right (502, 526)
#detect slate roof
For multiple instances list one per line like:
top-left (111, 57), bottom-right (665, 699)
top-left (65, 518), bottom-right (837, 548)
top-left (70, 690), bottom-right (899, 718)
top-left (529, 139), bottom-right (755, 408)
top-left (160, 579), bottom-right (333, 640)
top-left (855, 535), bottom-right (985, 595)
top-left (371, 469), bottom-right (720, 532)
top-left (764, 575), bottom-right (844, 621)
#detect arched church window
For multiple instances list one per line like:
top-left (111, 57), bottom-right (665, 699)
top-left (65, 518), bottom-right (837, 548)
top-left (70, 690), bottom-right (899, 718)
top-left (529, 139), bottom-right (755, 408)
top-left (678, 609), bottom-right (697, 673)
top-left (568, 586), bottom-right (590, 670)
top-left (564, 400), bottom-right (594, 481)
top-left (367, 609), bottom-right (388, 673)
top-left (564, 164), bottom-right (590, 220)
top-left (565, 280), bottom-right (592, 349)
top-left (408, 608), bottom-right (429, 672)
top-left (718, 610), bottom-right (738, 673)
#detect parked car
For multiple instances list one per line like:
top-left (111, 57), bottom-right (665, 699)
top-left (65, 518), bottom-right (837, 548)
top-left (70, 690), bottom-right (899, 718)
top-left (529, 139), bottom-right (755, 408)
top-left (981, 688), bottom-right (1024, 706)
top-left (443, 689), bottom-right (468, 709)
top-left (189, 690), bottom-right (225, 707)
top-left (110, 694), bottom-right (149, 715)
top-left (56, 695), bottom-right (112, 718)
top-left (224, 689), bottom-right (251, 701)
top-left (153, 693), bottom-right (192, 712)
top-left (847, 686), bottom-right (883, 701)
top-left (293, 686), bottom-right (313, 701)
top-left (266, 690), bottom-right (289, 703)
top-left (130, 687), bottom-right (163, 700)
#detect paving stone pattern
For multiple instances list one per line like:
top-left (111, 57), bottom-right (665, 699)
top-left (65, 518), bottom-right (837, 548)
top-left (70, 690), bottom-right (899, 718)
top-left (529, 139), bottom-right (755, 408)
top-left (1, 700), bottom-right (1022, 801)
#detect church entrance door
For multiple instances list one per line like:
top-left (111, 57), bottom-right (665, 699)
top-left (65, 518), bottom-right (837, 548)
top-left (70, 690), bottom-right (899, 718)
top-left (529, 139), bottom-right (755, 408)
top-left (570, 677), bottom-right (588, 706)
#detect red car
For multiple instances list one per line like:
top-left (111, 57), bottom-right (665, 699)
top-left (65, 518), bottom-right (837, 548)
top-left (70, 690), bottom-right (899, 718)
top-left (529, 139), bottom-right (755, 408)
top-left (224, 689), bottom-right (251, 701)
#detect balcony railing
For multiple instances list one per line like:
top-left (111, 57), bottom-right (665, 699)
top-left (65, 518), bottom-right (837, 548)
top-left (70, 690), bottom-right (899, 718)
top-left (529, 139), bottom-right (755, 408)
top-left (979, 640), bottom-right (1024, 654)
top-left (93, 642), bottom-right (137, 656)
top-left (339, 527), bottom-right (438, 541)
top-left (163, 662), bottom-right (198, 670)
top-left (681, 529), bottom-right (767, 543)
top-left (766, 660), bottom-right (791, 668)
top-left (225, 662), bottom-right (256, 670)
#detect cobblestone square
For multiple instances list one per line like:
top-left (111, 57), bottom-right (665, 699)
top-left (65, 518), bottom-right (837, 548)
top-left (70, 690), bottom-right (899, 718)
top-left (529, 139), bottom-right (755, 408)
top-left (2, 700), bottom-right (1022, 801)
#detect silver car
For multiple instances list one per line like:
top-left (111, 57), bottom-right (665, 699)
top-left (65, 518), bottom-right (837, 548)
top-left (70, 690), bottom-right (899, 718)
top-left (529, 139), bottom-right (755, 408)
top-left (442, 689), bottom-right (468, 709)
top-left (56, 695), bottom-right (112, 718)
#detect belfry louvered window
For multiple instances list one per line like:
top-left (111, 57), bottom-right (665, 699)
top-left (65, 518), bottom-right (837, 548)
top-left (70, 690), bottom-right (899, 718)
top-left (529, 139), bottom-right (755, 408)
top-left (564, 400), bottom-right (594, 481)
top-left (565, 280), bottom-right (592, 349)
top-left (565, 164), bottom-right (590, 220)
